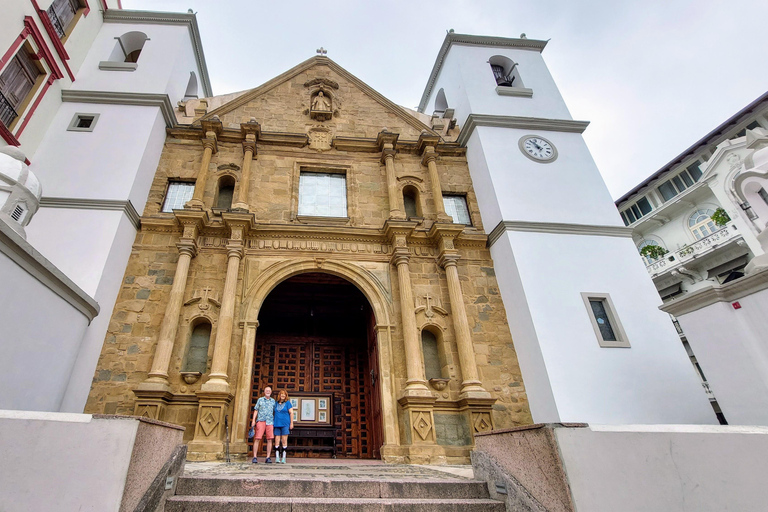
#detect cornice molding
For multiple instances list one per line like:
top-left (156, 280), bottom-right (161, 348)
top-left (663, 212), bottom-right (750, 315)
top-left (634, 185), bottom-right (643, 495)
top-left (102, 9), bottom-right (212, 96)
top-left (659, 269), bottom-right (768, 317)
top-left (457, 114), bottom-right (590, 146)
top-left (0, 222), bottom-right (99, 321)
top-left (40, 197), bottom-right (141, 230)
top-left (61, 90), bottom-right (177, 128)
top-left (488, 220), bottom-right (633, 247)
top-left (418, 32), bottom-right (548, 112)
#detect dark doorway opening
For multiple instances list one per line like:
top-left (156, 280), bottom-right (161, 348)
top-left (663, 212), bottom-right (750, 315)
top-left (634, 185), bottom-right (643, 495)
top-left (249, 272), bottom-right (382, 458)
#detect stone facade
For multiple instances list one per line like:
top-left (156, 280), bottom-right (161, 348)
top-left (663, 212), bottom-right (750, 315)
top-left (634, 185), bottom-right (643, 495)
top-left (85, 56), bottom-right (531, 463)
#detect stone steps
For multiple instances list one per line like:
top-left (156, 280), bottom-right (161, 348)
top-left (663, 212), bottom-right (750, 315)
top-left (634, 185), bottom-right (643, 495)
top-left (165, 495), bottom-right (505, 511)
top-left (166, 473), bottom-right (504, 511)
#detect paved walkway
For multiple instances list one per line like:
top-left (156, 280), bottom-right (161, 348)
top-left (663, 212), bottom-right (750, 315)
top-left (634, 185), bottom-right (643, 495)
top-left (183, 460), bottom-right (475, 480)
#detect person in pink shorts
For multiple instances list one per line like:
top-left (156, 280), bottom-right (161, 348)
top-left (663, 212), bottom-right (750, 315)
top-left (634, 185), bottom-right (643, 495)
top-left (250, 385), bottom-right (276, 463)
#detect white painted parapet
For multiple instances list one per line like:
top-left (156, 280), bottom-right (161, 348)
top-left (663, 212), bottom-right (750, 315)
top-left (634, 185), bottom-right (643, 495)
top-left (0, 411), bottom-right (184, 512)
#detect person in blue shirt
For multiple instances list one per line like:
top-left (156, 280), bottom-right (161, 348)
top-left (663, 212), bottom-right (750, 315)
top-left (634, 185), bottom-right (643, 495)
top-left (250, 385), bottom-right (276, 463)
top-left (273, 389), bottom-right (294, 464)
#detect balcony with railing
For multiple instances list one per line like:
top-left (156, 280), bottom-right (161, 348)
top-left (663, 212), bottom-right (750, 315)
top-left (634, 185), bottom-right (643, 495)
top-left (645, 225), bottom-right (743, 276)
top-left (0, 92), bottom-right (18, 127)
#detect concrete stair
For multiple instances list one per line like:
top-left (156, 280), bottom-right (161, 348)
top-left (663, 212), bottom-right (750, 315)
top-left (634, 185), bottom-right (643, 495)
top-left (165, 473), bottom-right (504, 511)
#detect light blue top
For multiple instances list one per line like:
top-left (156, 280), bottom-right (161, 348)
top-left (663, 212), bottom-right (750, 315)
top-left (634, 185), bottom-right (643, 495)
top-left (254, 397), bottom-right (276, 425)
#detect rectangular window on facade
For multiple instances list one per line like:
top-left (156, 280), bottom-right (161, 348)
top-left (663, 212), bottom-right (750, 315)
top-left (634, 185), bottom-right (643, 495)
top-left (443, 195), bottom-right (471, 225)
top-left (687, 162), bottom-right (703, 182)
top-left (580, 292), bottom-right (630, 348)
top-left (162, 181), bottom-right (195, 212)
top-left (0, 46), bottom-right (43, 127)
top-left (298, 171), bottom-right (347, 217)
top-left (620, 197), bottom-right (652, 225)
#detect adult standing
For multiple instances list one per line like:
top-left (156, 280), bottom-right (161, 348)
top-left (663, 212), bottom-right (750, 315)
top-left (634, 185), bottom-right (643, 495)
top-left (250, 385), bottom-right (276, 463)
top-left (273, 389), bottom-right (294, 464)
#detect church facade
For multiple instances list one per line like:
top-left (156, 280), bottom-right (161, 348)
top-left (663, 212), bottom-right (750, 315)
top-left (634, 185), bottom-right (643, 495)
top-left (84, 56), bottom-right (532, 463)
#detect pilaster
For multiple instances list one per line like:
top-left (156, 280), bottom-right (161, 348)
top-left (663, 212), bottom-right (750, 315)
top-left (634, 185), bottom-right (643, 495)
top-left (418, 133), bottom-right (453, 223)
top-left (378, 129), bottom-right (406, 220)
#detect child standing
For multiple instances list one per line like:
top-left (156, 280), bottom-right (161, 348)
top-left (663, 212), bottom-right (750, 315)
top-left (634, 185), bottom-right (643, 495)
top-left (273, 389), bottom-right (294, 464)
top-left (250, 385), bottom-right (276, 463)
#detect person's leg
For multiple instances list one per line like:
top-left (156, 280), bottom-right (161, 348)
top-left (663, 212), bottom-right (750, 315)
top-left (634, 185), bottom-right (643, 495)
top-left (252, 439), bottom-right (260, 462)
top-left (282, 435), bottom-right (289, 463)
top-left (274, 434), bottom-right (284, 462)
top-left (253, 421), bottom-right (267, 462)
top-left (265, 425), bottom-right (274, 462)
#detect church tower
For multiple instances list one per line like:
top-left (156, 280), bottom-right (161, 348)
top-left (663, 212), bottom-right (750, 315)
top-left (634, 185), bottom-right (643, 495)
top-left (419, 32), bottom-right (715, 424)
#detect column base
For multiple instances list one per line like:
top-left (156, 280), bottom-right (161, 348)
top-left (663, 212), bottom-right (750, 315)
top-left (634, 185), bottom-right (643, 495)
top-left (132, 387), bottom-right (173, 420)
top-left (200, 377), bottom-right (231, 395)
top-left (458, 396), bottom-right (498, 436)
top-left (187, 390), bottom-right (234, 460)
top-left (459, 381), bottom-right (493, 399)
top-left (402, 379), bottom-right (432, 398)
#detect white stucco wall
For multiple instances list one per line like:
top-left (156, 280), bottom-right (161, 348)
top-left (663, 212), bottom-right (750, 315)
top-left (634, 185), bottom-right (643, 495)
top-left (491, 229), bottom-right (716, 424)
top-left (676, 289), bottom-right (768, 425)
top-left (556, 424), bottom-right (768, 512)
top-left (467, 127), bottom-right (623, 229)
top-left (426, 44), bottom-right (573, 126)
top-left (61, 213), bottom-right (141, 412)
top-left (0, 250), bottom-right (90, 411)
top-left (72, 22), bottom-right (201, 100)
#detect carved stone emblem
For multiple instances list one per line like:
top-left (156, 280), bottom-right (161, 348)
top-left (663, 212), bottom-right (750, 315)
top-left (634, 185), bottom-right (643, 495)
top-left (308, 127), bottom-right (333, 151)
top-left (413, 411), bottom-right (433, 441)
top-left (185, 287), bottom-right (221, 311)
top-left (416, 293), bottom-right (447, 318)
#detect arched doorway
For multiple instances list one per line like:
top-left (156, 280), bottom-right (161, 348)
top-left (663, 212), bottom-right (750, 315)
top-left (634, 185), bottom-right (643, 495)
top-left (248, 272), bottom-right (382, 458)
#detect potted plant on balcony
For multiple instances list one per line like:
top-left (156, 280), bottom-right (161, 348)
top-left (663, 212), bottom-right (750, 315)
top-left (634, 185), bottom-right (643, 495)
top-left (711, 207), bottom-right (731, 227)
top-left (640, 245), bottom-right (668, 260)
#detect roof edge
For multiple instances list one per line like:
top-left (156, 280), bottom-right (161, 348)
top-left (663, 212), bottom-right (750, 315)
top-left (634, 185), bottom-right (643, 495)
top-left (417, 32), bottom-right (548, 113)
top-left (616, 90), bottom-right (768, 205)
top-left (103, 9), bottom-right (213, 97)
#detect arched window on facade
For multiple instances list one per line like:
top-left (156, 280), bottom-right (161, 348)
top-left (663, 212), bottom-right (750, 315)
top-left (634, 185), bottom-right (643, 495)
top-left (183, 321), bottom-right (211, 373)
top-left (421, 329), bottom-right (442, 380)
top-left (108, 31), bottom-right (149, 63)
top-left (215, 176), bottom-right (235, 210)
top-left (403, 185), bottom-right (420, 219)
top-left (434, 88), bottom-right (448, 115)
top-left (489, 55), bottom-right (524, 88)
top-left (688, 209), bottom-right (718, 240)
top-left (638, 240), bottom-right (664, 266)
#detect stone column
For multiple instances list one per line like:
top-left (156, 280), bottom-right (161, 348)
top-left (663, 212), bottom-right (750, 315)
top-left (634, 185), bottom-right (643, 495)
top-left (233, 120), bottom-right (260, 211)
top-left (440, 253), bottom-right (490, 399)
top-left (133, 214), bottom-right (204, 419)
top-left (421, 146), bottom-right (453, 223)
top-left (186, 116), bottom-right (222, 210)
top-left (231, 320), bottom-right (259, 456)
top-left (392, 248), bottom-right (430, 396)
top-left (378, 130), bottom-right (405, 220)
top-left (201, 242), bottom-right (243, 394)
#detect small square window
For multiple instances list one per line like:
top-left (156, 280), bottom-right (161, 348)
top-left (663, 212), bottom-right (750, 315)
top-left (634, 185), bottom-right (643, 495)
top-left (67, 113), bottom-right (100, 132)
top-left (581, 292), bottom-right (630, 348)
top-left (443, 195), bottom-right (471, 225)
top-left (162, 181), bottom-right (195, 212)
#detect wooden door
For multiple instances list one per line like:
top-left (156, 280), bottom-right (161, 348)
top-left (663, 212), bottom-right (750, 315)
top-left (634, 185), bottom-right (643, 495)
top-left (250, 335), bottom-right (374, 458)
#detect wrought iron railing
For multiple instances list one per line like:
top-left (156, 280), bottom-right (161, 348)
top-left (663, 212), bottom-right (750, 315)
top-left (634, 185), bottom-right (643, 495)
top-left (645, 226), bottom-right (741, 275)
top-left (47, 6), bottom-right (66, 38)
top-left (0, 91), bottom-right (18, 127)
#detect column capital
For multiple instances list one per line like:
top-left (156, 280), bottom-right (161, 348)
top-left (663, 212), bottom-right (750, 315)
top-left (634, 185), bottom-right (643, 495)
top-left (226, 243), bottom-right (244, 260)
top-left (438, 252), bottom-right (460, 269)
top-left (383, 218), bottom-right (417, 243)
top-left (177, 239), bottom-right (198, 259)
top-left (391, 247), bottom-right (410, 267)
top-left (242, 139), bottom-right (257, 156)
top-left (174, 209), bottom-right (208, 239)
top-left (380, 147), bottom-right (397, 165)
top-left (420, 147), bottom-right (438, 167)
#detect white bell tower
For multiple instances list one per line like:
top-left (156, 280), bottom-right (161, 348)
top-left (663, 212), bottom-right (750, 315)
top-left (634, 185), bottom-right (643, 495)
top-left (420, 32), bottom-right (716, 424)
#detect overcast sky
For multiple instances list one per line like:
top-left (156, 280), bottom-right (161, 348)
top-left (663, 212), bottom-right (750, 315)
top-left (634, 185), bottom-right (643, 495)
top-left (124, 0), bottom-right (768, 200)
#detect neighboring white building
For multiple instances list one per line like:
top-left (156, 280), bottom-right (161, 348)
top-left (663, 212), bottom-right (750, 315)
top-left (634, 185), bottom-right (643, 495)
top-left (0, 2), bottom-right (211, 412)
top-left (418, 32), bottom-right (716, 425)
top-left (616, 92), bottom-right (768, 426)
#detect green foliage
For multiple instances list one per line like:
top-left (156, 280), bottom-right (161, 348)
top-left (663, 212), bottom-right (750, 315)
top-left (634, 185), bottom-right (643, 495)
top-left (711, 207), bottom-right (731, 227)
top-left (639, 245), bottom-right (668, 260)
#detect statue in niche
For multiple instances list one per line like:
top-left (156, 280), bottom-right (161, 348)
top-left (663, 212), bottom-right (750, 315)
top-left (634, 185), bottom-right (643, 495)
top-left (310, 91), bottom-right (333, 121)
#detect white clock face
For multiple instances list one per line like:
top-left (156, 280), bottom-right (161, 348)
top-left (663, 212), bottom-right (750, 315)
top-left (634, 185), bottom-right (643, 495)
top-left (519, 136), bottom-right (557, 162)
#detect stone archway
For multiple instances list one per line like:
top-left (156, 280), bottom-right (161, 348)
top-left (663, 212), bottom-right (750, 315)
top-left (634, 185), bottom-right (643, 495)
top-left (230, 258), bottom-right (400, 458)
